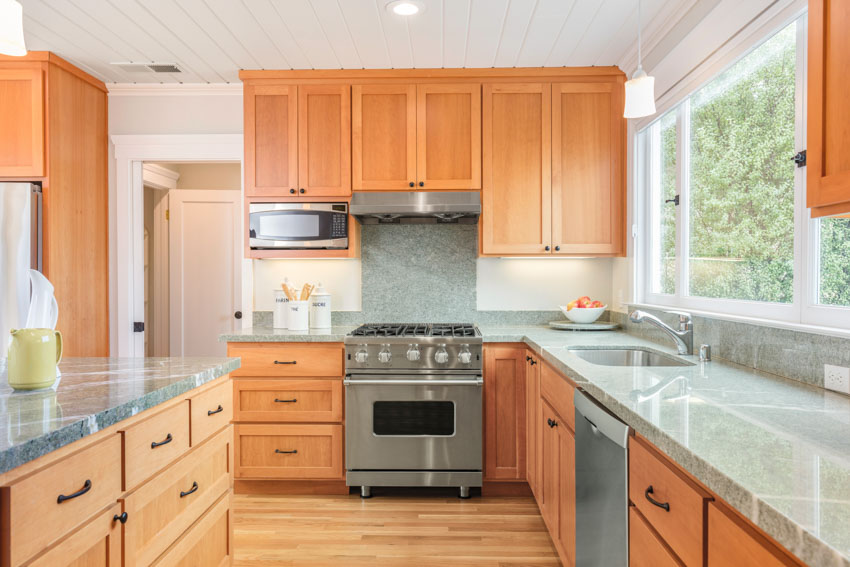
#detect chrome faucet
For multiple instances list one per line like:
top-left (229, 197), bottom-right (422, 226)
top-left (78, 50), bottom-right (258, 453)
top-left (629, 310), bottom-right (694, 355)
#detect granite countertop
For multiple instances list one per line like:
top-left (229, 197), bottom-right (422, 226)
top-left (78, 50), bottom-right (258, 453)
top-left (223, 324), bottom-right (850, 566)
top-left (220, 326), bottom-right (357, 342)
top-left (0, 357), bottom-right (240, 476)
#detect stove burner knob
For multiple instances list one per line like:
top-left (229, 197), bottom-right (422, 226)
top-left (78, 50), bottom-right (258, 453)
top-left (354, 348), bottom-right (369, 364)
top-left (434, 345), bottom-right (449, 364)
top-left (406, 345), bottom-right (421, 362)
top-left (458, 344), bottom-right (472, 365)
top-left (378, 345), bottom-right (392, 364)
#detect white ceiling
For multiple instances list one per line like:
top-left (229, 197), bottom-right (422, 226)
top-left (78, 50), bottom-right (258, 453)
top-left (21, 0), bottom-right (694, 84)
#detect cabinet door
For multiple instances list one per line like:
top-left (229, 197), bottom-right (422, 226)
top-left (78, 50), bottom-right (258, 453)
top-left (539, 399), bottom-right (560, 534)
top-left (244, 83), bottom-right (298, 197)
top-left (298, 84), bottom-right (351, 197)
top-left (808, 0), bottom-right (850, 217)
top-left (481, 83), bottom-right (551, 255)
top-left (352, 84), bottom-right (416, 190)
top-left (552, 81), bottom-right (625, 255)
top-left (558, 423), bottom-right (576, 567)
top-left (525, 352), bottom-right (540, 495)
top-left (708, 502), bottom-right (799, 567)
top-left (0, 65), bottom-right (44, 177)
top-left (416, 83), bottom-right (481, 189)
top-left (483, 346), bottom-right (526, 480)
top-left (28, 503), bottom-right (122, 567)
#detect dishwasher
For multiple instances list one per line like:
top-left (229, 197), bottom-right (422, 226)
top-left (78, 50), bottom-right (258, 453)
top-left (574, 389), bottom-right (630, 567)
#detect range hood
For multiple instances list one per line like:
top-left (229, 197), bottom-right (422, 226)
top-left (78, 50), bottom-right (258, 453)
top-left (350, 191), bottom-right (480, 224)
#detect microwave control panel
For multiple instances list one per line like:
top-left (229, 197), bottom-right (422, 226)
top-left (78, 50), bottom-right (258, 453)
top-left (331, 213), bottom-right (348, 238)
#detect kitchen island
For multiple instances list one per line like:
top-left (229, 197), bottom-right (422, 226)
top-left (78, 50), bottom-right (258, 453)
top-left (224, 325), bottom-right (850, 567)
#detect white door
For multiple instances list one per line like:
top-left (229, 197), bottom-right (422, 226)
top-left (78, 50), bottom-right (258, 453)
top-left (169, 189), bottom-right (241, 357)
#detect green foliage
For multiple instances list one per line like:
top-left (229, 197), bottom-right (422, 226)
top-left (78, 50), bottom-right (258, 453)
top-left (819, 218), bottom-right (850, 306)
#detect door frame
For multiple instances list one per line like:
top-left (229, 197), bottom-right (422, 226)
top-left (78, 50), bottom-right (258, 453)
top-left (111, 134), bottom-right (246, 357)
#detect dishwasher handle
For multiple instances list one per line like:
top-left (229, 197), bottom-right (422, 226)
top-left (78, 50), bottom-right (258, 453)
top-left (574, 389), bottom-right (630, 449)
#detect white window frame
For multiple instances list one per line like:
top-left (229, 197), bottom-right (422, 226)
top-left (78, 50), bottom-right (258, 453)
top-left (636, 11), bottom-right (850, 332)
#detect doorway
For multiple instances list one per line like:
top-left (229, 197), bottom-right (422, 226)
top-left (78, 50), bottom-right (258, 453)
top-left (143, 162), bottom-right (241, 357)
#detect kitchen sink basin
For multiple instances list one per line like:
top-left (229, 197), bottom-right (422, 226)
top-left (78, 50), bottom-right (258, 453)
top-left (569, 348), bottom-right (691, 367)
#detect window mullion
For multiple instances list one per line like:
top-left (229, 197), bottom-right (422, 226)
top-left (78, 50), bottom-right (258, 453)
top-left (675, 101), bottom-right (691, 305)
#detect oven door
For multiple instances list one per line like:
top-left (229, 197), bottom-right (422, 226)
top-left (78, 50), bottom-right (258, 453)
top-left (248, 203), bottom-right (348, 249)
top-left (344, 376), bottom-right (483, 472)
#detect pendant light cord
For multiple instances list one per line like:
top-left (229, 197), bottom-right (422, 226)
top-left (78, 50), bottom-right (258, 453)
top-left (637, 0), bottom-right (642, 69)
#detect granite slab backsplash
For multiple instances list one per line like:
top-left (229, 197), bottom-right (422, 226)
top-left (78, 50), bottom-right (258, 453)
top-left (610, 308), bottom-right (850, 389)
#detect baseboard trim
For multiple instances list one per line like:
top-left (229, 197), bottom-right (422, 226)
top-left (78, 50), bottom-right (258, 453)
top-left (482, 480), bottom-right (532, 496)
top-left (234, 479), bottom-right (349, 495)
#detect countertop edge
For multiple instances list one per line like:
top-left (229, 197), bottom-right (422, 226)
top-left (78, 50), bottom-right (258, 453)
top-left (0, 358), bottom-right (241, 476)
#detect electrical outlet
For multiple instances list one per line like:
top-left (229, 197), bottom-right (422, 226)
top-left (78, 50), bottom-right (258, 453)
top-left (824, 364), bottom-right (850, 394)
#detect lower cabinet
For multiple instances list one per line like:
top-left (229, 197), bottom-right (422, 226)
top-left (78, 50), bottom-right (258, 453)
top-left (539, 398), bottom-right (576, 567)
top-left (629, 506), bottom-right (682, 567)
top-left (234, 423), bottom-right (344, 479)
top-left (525, 351), bottom-right (540, 496)
top-left (27, 502), bottom-right (123, 567)
top-left (152, 492), bottom-right (233, 567)
top-left (707, 502), bottom-right (801, 567)
top-left (483, 346), bottom-right (527, 480)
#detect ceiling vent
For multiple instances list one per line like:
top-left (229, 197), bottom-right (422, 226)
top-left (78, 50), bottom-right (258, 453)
top-left (110, 62), bottom-right (182, 74)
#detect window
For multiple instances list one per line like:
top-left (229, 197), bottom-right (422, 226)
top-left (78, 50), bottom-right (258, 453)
top-left (638, 14), bottom-right (850, 328)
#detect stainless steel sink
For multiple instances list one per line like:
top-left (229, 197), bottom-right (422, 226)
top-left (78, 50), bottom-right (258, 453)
top-left (569, 348), bottom-right (691, 367)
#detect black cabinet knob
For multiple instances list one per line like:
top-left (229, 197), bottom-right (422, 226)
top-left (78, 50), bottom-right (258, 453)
top-left (234, 311), bottom-right (242, 319)
top-left (299, 188), bottom-right (306, 194)
top-left (418, 181), bottom-right (424, 187)
top-left (113, 512), bottom-right (128, 524)
top-left (545, 246), bottom-right (551, 251)
top-left (555, 246), bottom-right (561, 251)
top-left (409, 182), bottom-right (415, 187)
top-left (289, 188), bottom-right (296, 194)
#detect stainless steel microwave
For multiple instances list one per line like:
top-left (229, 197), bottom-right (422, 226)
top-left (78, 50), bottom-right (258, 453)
top-left (248, 202), bottom-right (349, 250)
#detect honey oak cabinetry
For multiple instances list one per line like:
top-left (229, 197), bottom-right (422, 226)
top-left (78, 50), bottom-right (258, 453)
top-left (525, 351), bottom-right (540, 496)
top-left (227, 342), bottom-right (347, 492)
top-left (807, 0), bottom-right (850, 217)
top-left (0, 52), bottom-right (108, 356)
top-left (0, 375), bottom-right (234, 567)
top-left (483, 346), bottom-right (526, 481)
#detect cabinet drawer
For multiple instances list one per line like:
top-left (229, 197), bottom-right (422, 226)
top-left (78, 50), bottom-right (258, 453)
top-left (27, 502), bottom-right (123, 567)
top-left (629, 436), bottom-right (710, 567)
top-left (228, 343), bottom-right (343, 377)
top-left (540, 361), bottom-right (574, 432)
top-left (151, 492), bottom-right (232, 567)
top-left (234, 379), bottom-right (342, 423)
top-left (123, 401), bottom-right (191, 490)
top-left (235, 424), bottom-right (343, 479)
top-left (190, 380), bottom-right (233, 446)
top-left (708, 502), bottom-right (799, 567)
top-left (629, 506), bottom-right (683, 567)
top-left (123, 426), bottom-right (232, 567)
top-left (0, 434), bottom-right (122, 567)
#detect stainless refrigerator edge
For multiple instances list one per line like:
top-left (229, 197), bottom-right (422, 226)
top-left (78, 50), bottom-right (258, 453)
top-left (0, 183), bottom-right (42, 359)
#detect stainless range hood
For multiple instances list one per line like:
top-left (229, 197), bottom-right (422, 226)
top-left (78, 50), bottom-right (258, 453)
top-left (350, 191), bottom-right (480, 224)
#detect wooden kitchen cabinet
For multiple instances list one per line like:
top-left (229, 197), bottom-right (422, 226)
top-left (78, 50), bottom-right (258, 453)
top-left (416, 83), bottom-right (481, 190)
top-left (481, 83), bottom-right (552, 254)
top-left (552, 81), bottom-right (626, 255)
top-left (352, 84), bottom-right (417, 190)
top-left (538, 397), bottom-right (575, 566)
top-left (807, 0), bottom-right (850, 217)
top-left (0, 65), bottom-right (44, 177)
top-left (244, 83), bottom-right (350, 198)
top-left (27, 503), bottom-right (123, 567)
top-left (484, 346), bottom-right (526, 481)
top-left (707, 502), bottom-right (802, 567)
top-left (525, 351), bottom-right (540, 496)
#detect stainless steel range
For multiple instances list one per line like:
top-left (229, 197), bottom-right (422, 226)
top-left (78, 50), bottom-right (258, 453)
top-left (344, 323), bottom-right (483, 499)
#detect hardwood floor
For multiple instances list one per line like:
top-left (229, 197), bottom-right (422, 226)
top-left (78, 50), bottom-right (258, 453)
top-left (232, 491), bottom-right (560, 566)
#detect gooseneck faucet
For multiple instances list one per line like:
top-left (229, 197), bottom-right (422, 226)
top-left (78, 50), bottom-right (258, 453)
top-left (629, 310), bottom-right (694, 355)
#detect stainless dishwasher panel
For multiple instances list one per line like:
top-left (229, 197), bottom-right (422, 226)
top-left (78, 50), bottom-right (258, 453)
top-left (574, 389), bottom-right (630, 567)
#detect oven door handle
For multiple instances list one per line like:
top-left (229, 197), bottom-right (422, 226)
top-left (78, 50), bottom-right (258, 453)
top-left (344, 378), bottom-right (483, 386)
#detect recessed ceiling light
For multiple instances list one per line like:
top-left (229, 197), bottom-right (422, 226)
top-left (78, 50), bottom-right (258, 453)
top-left (386, 1), bottom-right (424, 16)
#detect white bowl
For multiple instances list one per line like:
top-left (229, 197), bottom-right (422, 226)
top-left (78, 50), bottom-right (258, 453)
top-left (559, 305), bottom-right (607, 324)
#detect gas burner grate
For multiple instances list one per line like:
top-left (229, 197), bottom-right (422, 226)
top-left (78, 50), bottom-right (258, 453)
top-left (350, 323), bottom-right (478, 338)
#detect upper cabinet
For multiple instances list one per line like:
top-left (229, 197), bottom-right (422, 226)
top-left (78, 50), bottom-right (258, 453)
top-left (0, 64), bottom-right (45, 177)
top-left (552, 81), bottom-right (625, 255)
top-left (807, 0), bottom-right (850, 217)
top-left (480, 75), bottom-right (626, 256)
top-left (244, 83), bottom-right (350, 198)
top-left (352, 82), bottom-right (481, 191)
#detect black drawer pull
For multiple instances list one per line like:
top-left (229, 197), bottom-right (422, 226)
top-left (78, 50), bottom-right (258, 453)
top-left (208, 405), bottom-right (223, 416)
top-left (547, 418), bottom-right (558, 428)
top-left (151, 433), bottom-right (173, 449)
top-left (645, 485), bottom-right (670, 511)
top-left (113, 512), bottom-right (128, 524)
top-left (274, 360), bottom-right (297, 365)
top-left (275, 449), bottom-right (298, 454)
top-left (274, 398), bottom-right (297, 403)
top-left (57, 479), bottom-right (92, 504)
top-left (180, 481), bottom-right (199, 498)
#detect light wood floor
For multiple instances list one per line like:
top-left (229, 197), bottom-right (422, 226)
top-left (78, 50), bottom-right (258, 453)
top-left (232, 491), bottom-right (560, 566)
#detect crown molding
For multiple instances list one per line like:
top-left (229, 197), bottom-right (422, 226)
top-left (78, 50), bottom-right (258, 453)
top-left (107, 83), bottom-right (242, 96)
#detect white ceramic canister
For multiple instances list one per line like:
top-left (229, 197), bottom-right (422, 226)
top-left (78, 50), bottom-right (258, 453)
top-left (273, 289), bottom-right (289, 329)
top-left (287, 300), bottom-right (309, 331)
top-left (309, 283), bottom-right (332, 329)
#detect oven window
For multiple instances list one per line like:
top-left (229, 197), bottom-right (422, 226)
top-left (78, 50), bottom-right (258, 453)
top-left (259, 213), bottom-right (320, 238)
top-left (373, 401), bottom-right (455, 436)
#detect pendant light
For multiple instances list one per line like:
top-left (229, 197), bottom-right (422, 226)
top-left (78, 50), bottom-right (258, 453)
top-left (0, 0), bottom-right (27, 56)
top-left (624, 0), bottom-right (655, 119)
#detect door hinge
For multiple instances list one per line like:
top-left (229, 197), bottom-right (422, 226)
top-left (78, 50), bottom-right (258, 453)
top-left (793, 150), bottom-right (806, 168)
top-left (165, 209), bottom-right (169, 220)
top-left (133, 322), bottom-right (144, 332)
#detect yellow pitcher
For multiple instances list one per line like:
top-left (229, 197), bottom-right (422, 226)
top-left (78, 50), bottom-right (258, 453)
top-left (7, 328), bottom-right (63, 390)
